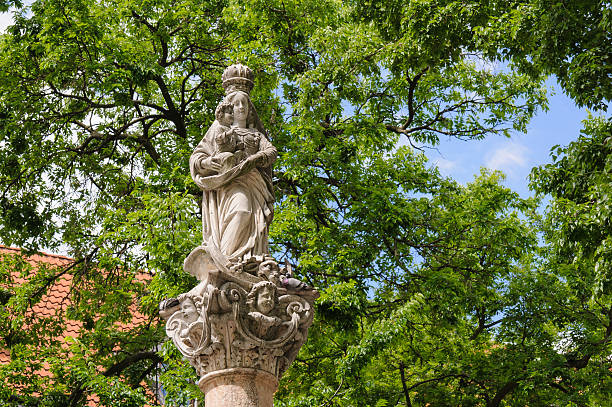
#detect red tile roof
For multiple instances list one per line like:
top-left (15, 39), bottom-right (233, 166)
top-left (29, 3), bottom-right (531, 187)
top-left (0, 245), bottom-right (156, 405)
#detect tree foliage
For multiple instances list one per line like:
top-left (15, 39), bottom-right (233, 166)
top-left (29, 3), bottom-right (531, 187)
top-left (0, 0), bottom-right (609, 405)
top-left (527, 116), bottom-right (612, 405)
top-left (478, 0), bottom-right (611, 111)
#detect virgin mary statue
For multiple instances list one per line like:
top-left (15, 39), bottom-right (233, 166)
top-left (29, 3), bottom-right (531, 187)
top-left (189, 64), bottom-right (277, 272)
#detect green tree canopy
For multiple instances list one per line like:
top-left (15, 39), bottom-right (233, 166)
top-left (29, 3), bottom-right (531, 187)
top-left (0, 0), bottom-right (609, 405)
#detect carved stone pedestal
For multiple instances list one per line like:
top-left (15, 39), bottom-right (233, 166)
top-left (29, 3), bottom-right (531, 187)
top-left (198, 368), bottom-right (278, 407)
top-left (161, 247), bottom-right (318, 407)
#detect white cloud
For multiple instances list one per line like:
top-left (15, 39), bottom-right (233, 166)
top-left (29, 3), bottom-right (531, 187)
top-left (0, 11), bottom-right (14, 34)
top-left (432, 158), bottom-right (457, 174)
top-left (485, 142), bottom-right (529, 175)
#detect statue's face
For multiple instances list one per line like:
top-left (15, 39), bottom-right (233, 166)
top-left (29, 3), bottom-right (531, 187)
top-left (232, 92), bottom-right (249, 125)
top-left (181, 299), bottom-right (198, 322)
top-left (256, 286), bottom-right (275, 315)
top-left (221, 108), bottom-right (233, 126)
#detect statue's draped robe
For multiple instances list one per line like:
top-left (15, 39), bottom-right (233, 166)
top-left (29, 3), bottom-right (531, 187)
top-left (190, 121), bottom-right (276, 269)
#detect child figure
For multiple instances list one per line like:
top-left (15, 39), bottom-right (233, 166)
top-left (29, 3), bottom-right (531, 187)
top-left (246, 281), bottom-right (282, 337)
top-left (213, 101), bottom-right (245, 172)
top-left (211, 100), bottom-right (265, 174)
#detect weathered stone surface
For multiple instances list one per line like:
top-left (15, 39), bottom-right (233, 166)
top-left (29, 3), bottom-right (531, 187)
top-left (199, 368), bottom-right (278, 407)
top-left (165, 256), bottom-right (316, 380)
top-left (189, 63), bottom-right (276, 273)
top-left (161, 64), bottom-right (317, 406)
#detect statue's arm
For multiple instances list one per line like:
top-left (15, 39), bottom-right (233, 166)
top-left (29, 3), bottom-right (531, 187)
top-left (190, 140), bottom-right (221, 177)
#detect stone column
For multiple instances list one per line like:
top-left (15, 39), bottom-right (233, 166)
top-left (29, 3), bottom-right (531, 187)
top-left (199, 368), bottom-right (278, 407)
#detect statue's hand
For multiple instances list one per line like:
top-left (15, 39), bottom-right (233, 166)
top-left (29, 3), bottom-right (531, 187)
top-left (244, 136), bottom-right (258, 151)
top-left (245, 153), bottom-right (265, 168)
top-left (215, 131), bottom-right (230, 145)
top-left (207, 156), bottom-right (223, 172)
top-left (253, 153), bottom-right (268, 167)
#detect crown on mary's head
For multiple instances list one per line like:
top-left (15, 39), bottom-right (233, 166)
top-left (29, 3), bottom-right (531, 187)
top-left (222, 64), bottom-right (254, 95)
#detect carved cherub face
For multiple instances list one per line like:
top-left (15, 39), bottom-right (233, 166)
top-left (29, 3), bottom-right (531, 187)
top-left (247, 281), bottom-right (277, 315)
top-left (256, 285), bottom-right (275, 315)
top-left (181, 297), bottom-right (199, 323)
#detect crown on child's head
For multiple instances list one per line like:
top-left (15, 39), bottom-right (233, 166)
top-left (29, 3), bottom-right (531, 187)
top-left (222, 63), bottom-right (254, 95)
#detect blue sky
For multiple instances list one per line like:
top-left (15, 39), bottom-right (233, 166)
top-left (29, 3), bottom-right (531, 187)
top-left (0, 11), bottom-right (592, 200)
top-left (0, 10), bottom-right (11, 32)
top-left (426, 79), bottom-right (590, 198)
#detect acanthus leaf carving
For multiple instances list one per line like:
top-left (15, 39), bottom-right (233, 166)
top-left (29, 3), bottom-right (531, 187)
top-left (163, 258), bottom-right (317, 379)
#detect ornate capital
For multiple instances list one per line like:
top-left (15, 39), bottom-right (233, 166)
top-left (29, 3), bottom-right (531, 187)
top-left (163, 248), bottom-right (317, 380)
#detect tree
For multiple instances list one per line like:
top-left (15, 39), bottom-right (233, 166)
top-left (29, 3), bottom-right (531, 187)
top-left (527, 116), bottom-right (612, 406)
top-left (0, 0), bottom-right (609, 405)
top-left (518, 1), bottom-right (612, 404)
top-left (478, 0), bottom-right (612, 111)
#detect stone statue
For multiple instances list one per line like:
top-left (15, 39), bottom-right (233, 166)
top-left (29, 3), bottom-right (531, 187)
top-left (161, 64), bottom-right (317, 407)
top-left (189, 63), bottom-right (277, 272)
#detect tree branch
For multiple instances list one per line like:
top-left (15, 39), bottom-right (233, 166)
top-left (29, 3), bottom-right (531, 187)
top-left (399, 362), bottom-right (413, 407)
top-left (68, 351), bottom-right (162, 406)
top-left (487, 381), bottom-right (518, 407)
